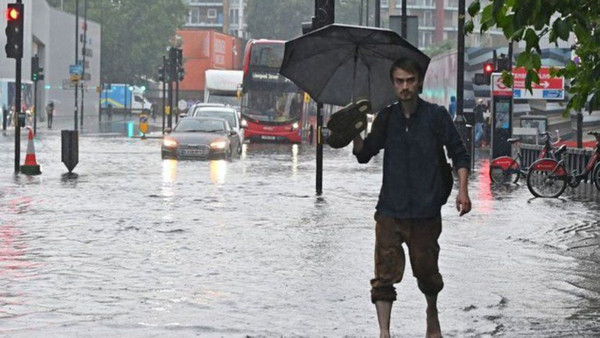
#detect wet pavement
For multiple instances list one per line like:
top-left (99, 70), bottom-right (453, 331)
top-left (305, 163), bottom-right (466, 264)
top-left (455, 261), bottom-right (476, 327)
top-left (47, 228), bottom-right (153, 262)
top-left (1, 116), bottom-right (599, 337)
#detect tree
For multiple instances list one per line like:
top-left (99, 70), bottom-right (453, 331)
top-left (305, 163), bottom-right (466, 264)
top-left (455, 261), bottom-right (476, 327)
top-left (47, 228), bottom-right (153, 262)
top-left (47, 0), bottom-right (187, 84)
top-left (466, 0), bottom-right (600, 113)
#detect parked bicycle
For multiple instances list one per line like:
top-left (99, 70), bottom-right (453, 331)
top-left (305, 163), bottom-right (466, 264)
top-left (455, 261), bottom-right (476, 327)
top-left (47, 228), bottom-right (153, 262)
top-left (526, 131), bottom-right (600, 198)
top-left (489, 131), bottom-right (566, 184)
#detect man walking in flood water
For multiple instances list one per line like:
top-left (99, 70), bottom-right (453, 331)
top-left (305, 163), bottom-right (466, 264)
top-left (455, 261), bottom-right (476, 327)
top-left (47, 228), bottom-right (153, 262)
top-left (352, 58), bottom-right (472, 338)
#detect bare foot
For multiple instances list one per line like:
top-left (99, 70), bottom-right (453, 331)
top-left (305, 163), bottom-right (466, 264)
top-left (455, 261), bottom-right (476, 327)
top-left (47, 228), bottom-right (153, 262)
top-left (426, 308), bottom-right (442, 338)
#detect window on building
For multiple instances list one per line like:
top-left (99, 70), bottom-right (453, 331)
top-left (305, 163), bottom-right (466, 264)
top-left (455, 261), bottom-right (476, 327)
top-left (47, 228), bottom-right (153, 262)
top-left (207, 8), bottom-right (217, 19)
top-left (423, 10), bottom-right (433, 26)
top-left (229, 8), bottom-right (239, 25)
top-left (381, 0), bottom-right (389, 7)
top-left (189, 8), bottom-right (201, 24)
top-left (420, 31), bottom-right (432, 48)
top-left (445, 0), bottom-right (459, 8)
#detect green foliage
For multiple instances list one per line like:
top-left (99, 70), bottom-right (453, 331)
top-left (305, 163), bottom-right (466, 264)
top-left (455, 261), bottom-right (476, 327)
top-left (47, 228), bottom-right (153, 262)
top-left (47, 0), bottom-right (187, 83)
top-left (466, 0), bottom-right (600, 113)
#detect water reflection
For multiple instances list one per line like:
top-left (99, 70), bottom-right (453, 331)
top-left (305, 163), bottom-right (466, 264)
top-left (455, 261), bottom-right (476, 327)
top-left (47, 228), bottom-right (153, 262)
top-left (476, 159), bottom-right (493, 214)
top-left (162, 159), bottom-right (178, 185)
top-left (291, 144), bottom-right (299, 177)
top-left (209, 160), bottom-right (228, 184)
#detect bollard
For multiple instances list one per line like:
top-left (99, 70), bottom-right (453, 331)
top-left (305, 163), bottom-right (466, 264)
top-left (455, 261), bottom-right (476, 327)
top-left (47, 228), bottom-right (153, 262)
top-left (61, 130), bottom-right (79, 173)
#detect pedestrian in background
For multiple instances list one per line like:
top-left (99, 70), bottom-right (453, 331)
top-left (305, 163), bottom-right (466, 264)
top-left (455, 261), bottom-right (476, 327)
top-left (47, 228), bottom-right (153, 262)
top-left (352, 58), bottom-right (472, 338)
top-left (448, 95), bottom-right (457, 121)
top-left (2, 105), bottom-right (7, 130)
top-left (473, 98), bottom-right (486, 147)
top-left (46, 101), bottom-right (54, 128)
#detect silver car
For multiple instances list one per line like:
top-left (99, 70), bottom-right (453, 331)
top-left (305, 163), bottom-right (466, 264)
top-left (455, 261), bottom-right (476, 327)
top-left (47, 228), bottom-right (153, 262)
top-left (161, 117), bottom-right (241, 160)
top-left (191, 106), bottom-right (245, 154)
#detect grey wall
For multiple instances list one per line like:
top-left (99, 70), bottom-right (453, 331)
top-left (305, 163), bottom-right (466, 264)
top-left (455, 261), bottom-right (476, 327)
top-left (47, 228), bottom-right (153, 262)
top-left (0, 0), bottom-right (101, 122)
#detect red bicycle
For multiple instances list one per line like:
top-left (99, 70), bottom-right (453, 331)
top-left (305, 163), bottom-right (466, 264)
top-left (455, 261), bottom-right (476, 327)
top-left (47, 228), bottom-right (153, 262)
top-left (526, 131), bottom-right (600, 198)
top-left (489, 131), bottom-right (565, 184)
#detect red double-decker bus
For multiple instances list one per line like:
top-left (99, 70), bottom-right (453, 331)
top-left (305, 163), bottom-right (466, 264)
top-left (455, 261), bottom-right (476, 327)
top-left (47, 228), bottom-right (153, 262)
top-left (241, 39), bottom-right (317, 143)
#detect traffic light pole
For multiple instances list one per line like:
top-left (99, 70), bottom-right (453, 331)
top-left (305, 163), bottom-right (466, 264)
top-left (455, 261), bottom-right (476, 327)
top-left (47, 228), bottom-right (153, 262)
top-left (162, 56), bottom-right (166, 133)
top-left (168, 77), bottom-right (173, 130)
top-left (80, 0), bottom-right (87, 129)
top-left (14, 53), bottom-right (22, 173)
top-left (33, 75), bottom-right (37, 135)
top-left (74, 0), bottom-right (79, 131)
top-left (175, 71), bottom-right (179, 125)
top-left (316, 102), bottom-right (323, 195)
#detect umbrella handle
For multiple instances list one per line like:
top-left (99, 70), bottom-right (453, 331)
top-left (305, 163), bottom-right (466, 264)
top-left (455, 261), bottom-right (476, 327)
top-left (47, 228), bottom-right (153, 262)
top-left (351, 46), bottom-right (358, 105)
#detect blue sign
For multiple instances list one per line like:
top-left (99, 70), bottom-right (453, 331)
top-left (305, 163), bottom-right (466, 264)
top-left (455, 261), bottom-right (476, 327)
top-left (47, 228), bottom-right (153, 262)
top-left (543, 90), bottom-right (563, 99)
top-left (69, 64), bottom-right (83, 76)
top-left (513, 89), bottom-right (522, 98)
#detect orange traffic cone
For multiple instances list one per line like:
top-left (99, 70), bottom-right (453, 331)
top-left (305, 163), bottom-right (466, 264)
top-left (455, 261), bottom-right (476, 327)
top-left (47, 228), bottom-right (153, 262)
top-left (20, 127), bottom-right (41, 175)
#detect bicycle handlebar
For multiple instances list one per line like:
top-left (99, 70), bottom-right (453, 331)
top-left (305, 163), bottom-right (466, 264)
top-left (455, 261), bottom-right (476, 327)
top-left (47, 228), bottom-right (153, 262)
top-left (587, 131), bottom-right (600, 137)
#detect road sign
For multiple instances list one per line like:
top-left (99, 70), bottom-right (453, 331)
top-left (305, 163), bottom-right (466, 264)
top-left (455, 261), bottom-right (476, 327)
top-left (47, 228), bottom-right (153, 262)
top-left (69, 64), bottom-right (83, 82)
top-left (139, 114), bottom-right (148, 135)
top-left (491, 73), bottom-right (512, 97)
top-left (177, 99), bottom-right (187, 111)
top-left (511, 67), bottom-right (564, 100)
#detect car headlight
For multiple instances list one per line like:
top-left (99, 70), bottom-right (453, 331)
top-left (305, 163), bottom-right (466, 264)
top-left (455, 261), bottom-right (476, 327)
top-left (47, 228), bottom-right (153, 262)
top-left (163, 138), bottom-right (178, 148)
top-left (210, 141), bottom-right (227, 149)
top-left (292, 122), bottom-right (299, 130)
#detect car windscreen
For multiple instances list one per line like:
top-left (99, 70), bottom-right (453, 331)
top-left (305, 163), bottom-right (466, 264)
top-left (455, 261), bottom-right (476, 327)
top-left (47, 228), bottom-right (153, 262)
top-left (175, 119), bottom-right (225, 133)
top-left (241, 89), bottom-right (303, 123)
top-left (193, 109), bottom-right (237, 128)
top-left (207, 95), bottom-right (240, 107)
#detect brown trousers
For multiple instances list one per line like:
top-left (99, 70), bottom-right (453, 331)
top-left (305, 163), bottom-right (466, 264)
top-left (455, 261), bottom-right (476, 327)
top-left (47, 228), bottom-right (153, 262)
top-left (370, 212), bottom-right (444, 303)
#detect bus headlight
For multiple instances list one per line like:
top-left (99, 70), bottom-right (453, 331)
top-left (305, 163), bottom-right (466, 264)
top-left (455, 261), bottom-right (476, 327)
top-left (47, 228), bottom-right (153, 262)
top-left (163, 138), bottom-right (178, 148)
top-left (292, 122), bottom-right (299, 130)
top-left (210, 141), bottom-right (227, 149)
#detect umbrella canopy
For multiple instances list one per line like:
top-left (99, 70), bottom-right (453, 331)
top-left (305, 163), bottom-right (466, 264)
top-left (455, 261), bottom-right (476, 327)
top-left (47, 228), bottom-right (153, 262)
top-left (280, 24), bottom-right (430, 113)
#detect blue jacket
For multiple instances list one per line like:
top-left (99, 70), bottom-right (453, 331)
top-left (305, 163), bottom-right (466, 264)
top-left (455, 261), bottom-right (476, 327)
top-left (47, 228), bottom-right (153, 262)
top-left (354, 98), bottom-right (470, 219)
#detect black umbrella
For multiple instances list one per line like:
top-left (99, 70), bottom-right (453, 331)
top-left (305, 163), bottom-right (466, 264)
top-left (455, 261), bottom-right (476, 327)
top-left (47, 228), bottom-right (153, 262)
top-left (280, 24), bottom-right (430, 113)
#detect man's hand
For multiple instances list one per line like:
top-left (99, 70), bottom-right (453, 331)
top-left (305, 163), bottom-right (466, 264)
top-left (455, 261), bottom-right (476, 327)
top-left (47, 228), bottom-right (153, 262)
top-left (455, 190), bottom-right (471, 216)
top-left (455, 168), bottom-right (471, 216)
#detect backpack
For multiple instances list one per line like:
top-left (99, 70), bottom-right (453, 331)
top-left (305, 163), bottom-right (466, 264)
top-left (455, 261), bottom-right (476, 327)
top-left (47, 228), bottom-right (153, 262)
top-left (379, 103), bottom-right (454, 204)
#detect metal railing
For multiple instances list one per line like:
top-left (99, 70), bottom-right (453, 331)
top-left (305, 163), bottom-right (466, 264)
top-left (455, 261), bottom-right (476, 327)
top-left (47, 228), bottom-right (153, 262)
top-left (520, 144), bottom-right (595, 183)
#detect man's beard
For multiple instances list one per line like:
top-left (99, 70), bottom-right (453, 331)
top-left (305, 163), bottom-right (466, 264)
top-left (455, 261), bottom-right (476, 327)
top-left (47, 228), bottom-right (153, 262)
top-left (398, 90), bottom-right (415, 101)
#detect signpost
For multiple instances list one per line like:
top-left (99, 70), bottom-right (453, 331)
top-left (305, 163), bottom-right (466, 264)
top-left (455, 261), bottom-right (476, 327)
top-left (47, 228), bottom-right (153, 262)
top-left (511, 67), bottom-right (565, 100)
top-left (69, 64), bottom-right (83, 82)
top-left (490, 73), bottom-right (513, 158)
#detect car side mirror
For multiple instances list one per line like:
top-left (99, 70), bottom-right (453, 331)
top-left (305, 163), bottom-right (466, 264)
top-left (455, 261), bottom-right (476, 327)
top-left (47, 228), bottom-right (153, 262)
top-left (164, 128), bottom-right (172, 134)
top-left (230, 130), bottom-right (237, 136)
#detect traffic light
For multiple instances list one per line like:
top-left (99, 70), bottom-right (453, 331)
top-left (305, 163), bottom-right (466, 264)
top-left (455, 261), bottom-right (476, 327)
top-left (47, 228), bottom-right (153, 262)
top-left (178, 67), bottom-right (185, 81)
top-left (5, 3), bottom-right (24, 59)
top-left (313, 0), bottom-right (334, 30)
top-left (31, 55), bottom-right (38, 81)
top-left (176, 48), bottom-right (183, 67)
top-left (168, 47), bottom-right (178, 80)
top-left (483, 62), bottom-right (494, 75)
top-left (496, 55), bottom-right (511, 71)
top-left (158, 65), bottom-right (165, 82)
top-left (483, 62), bottom-right (494, 85)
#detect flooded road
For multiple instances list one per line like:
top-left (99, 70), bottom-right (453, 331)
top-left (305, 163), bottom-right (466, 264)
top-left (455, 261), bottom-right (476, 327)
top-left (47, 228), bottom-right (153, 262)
top-left (1, 123), bottom-right (599, 337)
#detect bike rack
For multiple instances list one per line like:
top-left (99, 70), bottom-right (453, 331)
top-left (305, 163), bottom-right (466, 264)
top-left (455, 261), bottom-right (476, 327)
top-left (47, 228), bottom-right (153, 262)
top-left (521, 143), bottom-right (595, 183)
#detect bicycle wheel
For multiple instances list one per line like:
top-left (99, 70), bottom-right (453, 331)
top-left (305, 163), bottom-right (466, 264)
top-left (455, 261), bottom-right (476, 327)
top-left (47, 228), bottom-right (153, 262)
top-left (489, 156), bottom-right (520, 184)
top-left (526, 159), bottom-right (568, 198)
top-left (593, 162), bottom-right (600, 191)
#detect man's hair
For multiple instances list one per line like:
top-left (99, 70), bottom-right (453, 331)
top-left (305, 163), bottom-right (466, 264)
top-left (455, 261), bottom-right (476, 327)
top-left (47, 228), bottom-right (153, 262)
top-left (389, 58), bottom-right (423, 83)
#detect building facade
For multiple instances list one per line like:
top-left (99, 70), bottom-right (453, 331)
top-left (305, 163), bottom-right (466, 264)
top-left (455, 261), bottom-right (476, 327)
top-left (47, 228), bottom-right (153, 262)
top-left (185, 0), bottom-right (248, 38)
top-left (381, 0), bottom-right (506, 49)
top-left (0, 0), bottom-right (101, 123)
